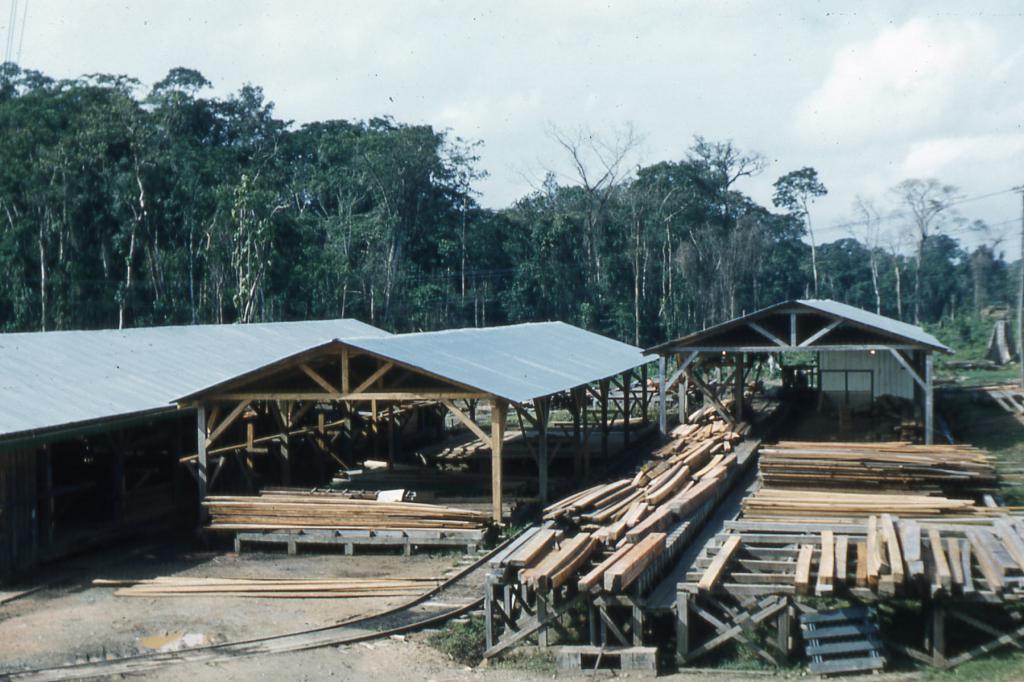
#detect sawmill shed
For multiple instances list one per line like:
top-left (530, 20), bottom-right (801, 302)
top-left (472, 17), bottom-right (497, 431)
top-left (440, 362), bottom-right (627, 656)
top-left (177, 321), bottom-right (656, 525)
top-left (0, 318), bottom-right (653, 580)
top-left (0, 319), bottom-right (390, 578)
top-left (648, 299), bottom-right (952, 444)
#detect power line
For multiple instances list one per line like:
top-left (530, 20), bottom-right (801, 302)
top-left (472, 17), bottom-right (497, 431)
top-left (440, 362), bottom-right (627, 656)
top-left (15, 0), bottom-right (26, 64)
top-left (813, 186), bottom-right (1020, 238)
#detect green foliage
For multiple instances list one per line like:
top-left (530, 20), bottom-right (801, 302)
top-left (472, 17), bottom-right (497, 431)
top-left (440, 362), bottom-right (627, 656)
top-left (0, 65), bottom-right (1015, 344)
top-left (427, 617), bottom-right (486, 666)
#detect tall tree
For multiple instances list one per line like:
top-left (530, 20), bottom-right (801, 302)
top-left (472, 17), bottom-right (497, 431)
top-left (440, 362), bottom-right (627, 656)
top-left (889, 178), bottom-right (960, 324)
top-left (772, 167), bottom-right (827, 297)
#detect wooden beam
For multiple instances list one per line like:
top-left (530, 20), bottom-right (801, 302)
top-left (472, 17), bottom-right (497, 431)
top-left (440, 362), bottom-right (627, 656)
top-left (686, 370), bottom-right (735, 426)
top-left (351, 361), bottom-right (394, 395)
top-left (205, 400), bottom-right (251, 448)
top-left (441, 399), bottom-right (490, 445)
top-left (537, 397), bottom-right (549, 505)
top-left (798, 318), bottom-right (843, 347)
top-left (212, 391), bottom-right (489, 401)
top-left (300, 363), bottom-right (341, 397)
top-left (658, 356), bottom-right (667, 436)
top-left (699, 535), bottom-right (741, 592)
top-left (491, 398), bottom-right (507, 524)
top-left (196, 406), bottom-right (208, 507)
top-left (888, 348), bottom-right (927, 391)
top-left (341, 348), bottom-right (350, 394)
top-left (748, 322), bottom-right (787, 347)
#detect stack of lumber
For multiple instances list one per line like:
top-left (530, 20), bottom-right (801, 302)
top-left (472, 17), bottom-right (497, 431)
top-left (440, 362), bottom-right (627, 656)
top-left (203, 491), bottom-right (490, 531)
top-left (742, 489), bottom-right (1000, 521)
top-left (759, 441), bottom-right (997, 494)
top-left (95, 576), bottom-right (438, 598)
top-left (686, 514), bottom-right (1024, 601)
top-left (498, 411), bottom-right (745, 596)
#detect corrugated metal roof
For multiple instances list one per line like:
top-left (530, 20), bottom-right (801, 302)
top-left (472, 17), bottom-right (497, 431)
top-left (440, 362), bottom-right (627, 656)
top-left (179, 321), bottom-right (655, 405)
top-left (796, 299), bottom-right (950, 352)
top-left (344, 322), bottom-right (653, 404)
top-left (0, 319), bottom-right (390, 441)
top-left (646, 299), bottom-right (951, 354)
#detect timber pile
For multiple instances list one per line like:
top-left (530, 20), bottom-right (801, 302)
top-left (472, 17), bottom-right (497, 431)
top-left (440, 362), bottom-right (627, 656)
top-left (203, 491), bottom-right (490, 531)
top-left (759, 441), bottom-right (997, 495)
top-left (688, 514), bottom-right (1024, 600)
top-left (497, 411), bottom-right (746, 596)
top-left (95, 576), bottom-right (438, 598)
top-left (742, 489), bottom-right (999, 520)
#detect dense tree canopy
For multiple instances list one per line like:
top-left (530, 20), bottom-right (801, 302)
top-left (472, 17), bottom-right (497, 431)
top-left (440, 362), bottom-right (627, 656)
top-left (0, 65), bottom-right (1015, 344)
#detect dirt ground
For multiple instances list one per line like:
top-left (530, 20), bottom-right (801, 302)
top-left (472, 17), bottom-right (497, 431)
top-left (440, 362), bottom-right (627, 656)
top-left (0, 541), bottom-right (461, 674)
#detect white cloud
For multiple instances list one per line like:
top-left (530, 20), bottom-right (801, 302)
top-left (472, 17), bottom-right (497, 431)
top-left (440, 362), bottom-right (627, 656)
top-left (902, 134), bottom-right (1024, 177)
top-left (796, 18), bottom-right (995, 144)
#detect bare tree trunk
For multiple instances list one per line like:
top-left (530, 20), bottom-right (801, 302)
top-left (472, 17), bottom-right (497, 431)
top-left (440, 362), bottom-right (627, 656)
top-left (895, 261), bottom-right (903, 320)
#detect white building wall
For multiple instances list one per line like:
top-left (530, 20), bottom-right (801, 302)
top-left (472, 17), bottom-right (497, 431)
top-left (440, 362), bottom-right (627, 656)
top-left (819, 350), bottom-right (914, 400)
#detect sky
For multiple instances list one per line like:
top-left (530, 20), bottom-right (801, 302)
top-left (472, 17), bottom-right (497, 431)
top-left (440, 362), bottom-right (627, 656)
top-left (5, 0), bottom-right (1024, 255)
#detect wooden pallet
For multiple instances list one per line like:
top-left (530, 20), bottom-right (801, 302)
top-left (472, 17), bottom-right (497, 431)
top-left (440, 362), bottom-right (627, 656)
top-left (800, 606), bottom-right (885, 676)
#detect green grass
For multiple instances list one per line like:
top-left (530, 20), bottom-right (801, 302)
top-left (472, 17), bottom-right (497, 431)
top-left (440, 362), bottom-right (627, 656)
top-left (926, 315), bottom-right (1022, 386)
top-left (427, 617), bottom-right (486, 666)
top-left (919, 651), bottom-right (1024, 681)
top-left (490, 649), bottom-right (557, 674)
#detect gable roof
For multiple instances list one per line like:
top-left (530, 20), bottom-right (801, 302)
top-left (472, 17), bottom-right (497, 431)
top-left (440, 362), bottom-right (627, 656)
top-left (646, 299), bottom-right (951, 354)
top-left (0, 319), bottom-right (390, 442)
top-left (179, 321), bottom-right (654, 405)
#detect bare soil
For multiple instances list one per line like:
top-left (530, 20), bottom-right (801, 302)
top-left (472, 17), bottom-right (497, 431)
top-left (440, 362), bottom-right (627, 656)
top-left (0, 542), bottom-right (459, 674)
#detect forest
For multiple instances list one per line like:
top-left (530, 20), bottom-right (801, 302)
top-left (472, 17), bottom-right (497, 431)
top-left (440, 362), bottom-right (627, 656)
top-left (0, 64), bottom-right (1015, 346)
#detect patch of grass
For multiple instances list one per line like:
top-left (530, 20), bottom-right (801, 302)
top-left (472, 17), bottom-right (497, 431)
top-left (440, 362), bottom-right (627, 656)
top-left (427, 617), bottom-right (486, 666)
top-left (919, 650), bottom-right (1024, 681)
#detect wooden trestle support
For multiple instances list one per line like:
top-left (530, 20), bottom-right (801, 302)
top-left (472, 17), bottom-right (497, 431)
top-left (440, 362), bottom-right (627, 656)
top-left (676, 517), bottom-right (1024, 671)
top-left (481, 433), bottom-right (765, 666)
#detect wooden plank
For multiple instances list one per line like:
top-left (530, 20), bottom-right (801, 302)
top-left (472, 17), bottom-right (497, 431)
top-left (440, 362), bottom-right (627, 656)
top-left (855, 541), bottom-right (868, 587)
top-left (994, 518), bottom-right (1024, 572)
top-left (604, 533), bottom-right (667, 592)
top-left (866, 516), bottom-right (881, 589)
top-left (928, 528), bottom-right (952, 593)
top-left (835, 535), bottom-right (849, 585)
top-left (698, 535), bottom-right (741, 592)
top-left (947, 537), bottom-right (964, 589)
top-left (900, 520), bottom-right (924, 578)
top-left (794, 544), bottom-right (814, 595)
top-left (816, 531), bottom-right (835, 595)
top-left (880, 514), bottom-right (904, 585)
top-left (961, 539), bottom-right (975, 594)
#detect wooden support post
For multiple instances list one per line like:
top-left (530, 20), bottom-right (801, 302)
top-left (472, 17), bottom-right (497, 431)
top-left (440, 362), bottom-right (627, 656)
top-left (734, 353), bottom-right (744, 423)
top-left (676, 591), bottom-right (690, 663)
top-left (387, 403), bottom-right (396, 470)
top-left (491, 398), bottom-right (507, 524)
top-left (484, 574), bottom-right (495, 651)
top-left (537, 397), bottom-right (549, 505)
top-left (197, 406), bottom-right (208, 516)
top-left (777, 600), bottom-right (793, 657)
top-left (933, 602), bottom-right (946, 666)
top-left (641, 364), bottom-right (649, 427)
top-left (582, 389), bottom-right (591, 479)
top-left (537, 593), bottom-right (549, 648)
top-left (681, 375), bottom-right (689, 424)
top-left (925, 352), bottom-right (934, 445)
top-left (600, 379), bottom-right (610, 459)
top-left (371, 398), bottom-right (380, 459)
top-left (622, 369), bottom-right (632, 449)
top-left (572, 388), bottom-right (583, 477)
top-left (658, 355), bottom-right (668, 437)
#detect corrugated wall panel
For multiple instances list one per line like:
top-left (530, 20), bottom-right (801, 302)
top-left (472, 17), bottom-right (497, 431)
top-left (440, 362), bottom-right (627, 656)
top-left (819, 351), bottom-right (914, 400)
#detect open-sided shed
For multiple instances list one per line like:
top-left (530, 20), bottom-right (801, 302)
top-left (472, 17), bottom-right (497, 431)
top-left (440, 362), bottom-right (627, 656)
top-left (647, 299), bottom-right (952, 443)
top-left (177, 321), bottom-right (655, 522)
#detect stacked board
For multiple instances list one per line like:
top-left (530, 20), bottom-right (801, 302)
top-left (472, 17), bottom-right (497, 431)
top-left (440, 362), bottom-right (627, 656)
top-left (759, 441), bottom-right (997, 495)
top-left (495, 411), bottom-right (747, 596)
top-left (204, 492), bottom-right (490, 532)
top-left (688, 514), bottom-right (1024, 600)
top-left (742, 489), bottom-right (998, 521)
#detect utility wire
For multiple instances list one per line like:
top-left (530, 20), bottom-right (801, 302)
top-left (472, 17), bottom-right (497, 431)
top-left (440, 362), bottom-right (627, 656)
top-left (15, 0), bottom-right (26, 65)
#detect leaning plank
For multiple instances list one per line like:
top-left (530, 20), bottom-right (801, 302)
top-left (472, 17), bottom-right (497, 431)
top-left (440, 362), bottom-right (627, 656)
top-left (816, 531), bottom-right (835, 595)
top-left (880, 514), bottom-right (904, 585)
top-left (947, 537), bottom-right (964, 589)
top-left (928, 528), bottom-right (952, 593)
top-left (698, 535), bottom-right (742, 593)
top-left (835, 535), bottom-right (849, 585)
top-left (794, 544), bottom-right (815, 596)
